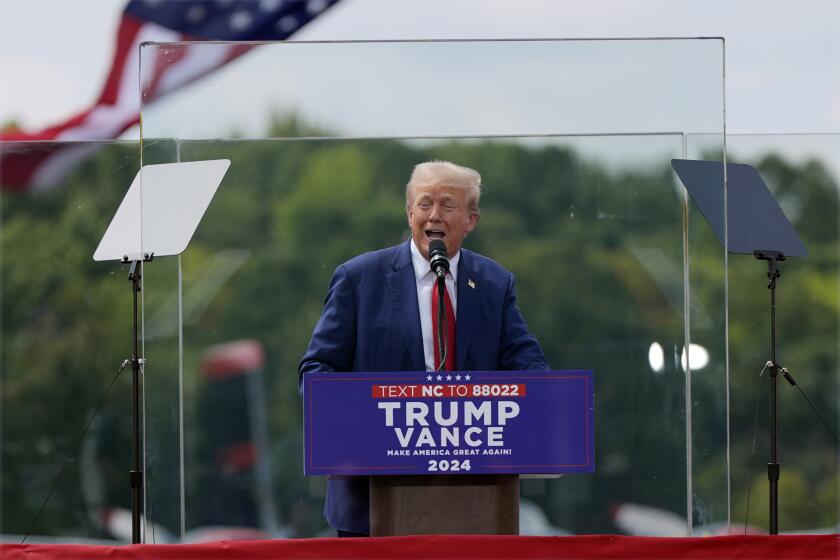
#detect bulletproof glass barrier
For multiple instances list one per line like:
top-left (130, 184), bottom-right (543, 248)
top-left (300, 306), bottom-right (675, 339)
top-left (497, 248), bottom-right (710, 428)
top-left (134, 38), bottom-right (728, 541)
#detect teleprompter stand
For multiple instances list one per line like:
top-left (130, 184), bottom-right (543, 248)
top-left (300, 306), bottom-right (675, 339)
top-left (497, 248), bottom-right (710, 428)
top-left (672, 159), bottom-right (807, 534)
top-left (752, 249), bottom-right (802, 534)
top-left (125, 253), bottom-right (151, 543)
top-left (94, 159), bottom-right (230, 542)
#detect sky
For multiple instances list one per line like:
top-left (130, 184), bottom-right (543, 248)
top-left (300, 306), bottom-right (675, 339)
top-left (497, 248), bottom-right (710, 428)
top-left (0, 0), bottom-right (838, 137)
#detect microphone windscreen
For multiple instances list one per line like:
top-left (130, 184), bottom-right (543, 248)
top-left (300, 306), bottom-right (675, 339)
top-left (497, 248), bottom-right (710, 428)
top-left (429, 239), bottom-right (447, 258)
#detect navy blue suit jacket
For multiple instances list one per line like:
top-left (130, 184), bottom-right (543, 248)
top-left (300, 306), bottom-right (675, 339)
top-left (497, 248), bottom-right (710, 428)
top-left (299, 240), bottom-right (549, 533)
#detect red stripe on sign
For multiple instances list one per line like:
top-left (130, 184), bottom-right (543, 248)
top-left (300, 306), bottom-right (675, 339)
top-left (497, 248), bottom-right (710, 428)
top-left (371, 384), bottom-right (526, 398)
top-left (371, 384), bottom-right (424, 398)
top-left (463, 384), bottom-right (527, 397)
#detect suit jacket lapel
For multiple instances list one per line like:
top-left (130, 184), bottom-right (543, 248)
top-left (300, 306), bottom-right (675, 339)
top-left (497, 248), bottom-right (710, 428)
top-left (456, 251), bottom-right (478, 370)
top-left (386, 242), bottom-right (425, 371)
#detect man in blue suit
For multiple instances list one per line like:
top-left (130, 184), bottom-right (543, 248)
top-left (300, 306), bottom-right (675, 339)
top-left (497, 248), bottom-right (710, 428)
top-left (299, 160), bottom-right (549, 536)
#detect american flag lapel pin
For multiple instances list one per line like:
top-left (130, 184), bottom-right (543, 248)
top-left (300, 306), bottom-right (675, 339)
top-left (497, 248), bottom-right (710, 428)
top-left (468, 278), bottom-right (476, 289)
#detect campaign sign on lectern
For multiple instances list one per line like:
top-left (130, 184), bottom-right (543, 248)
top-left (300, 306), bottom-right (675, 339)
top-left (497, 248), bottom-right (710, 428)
top-left (303, 370), bottom-right (594, 476)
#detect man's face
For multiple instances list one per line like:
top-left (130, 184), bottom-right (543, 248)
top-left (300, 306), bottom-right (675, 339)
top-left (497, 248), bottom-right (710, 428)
top-left (407, 184), bottom-right (479, 260)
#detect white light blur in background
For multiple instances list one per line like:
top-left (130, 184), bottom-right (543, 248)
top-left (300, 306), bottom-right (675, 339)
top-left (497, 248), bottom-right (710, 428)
top-left (648, 342), bottom-right (665, 373)
top-left (680, 343), bottom-right (710, 371)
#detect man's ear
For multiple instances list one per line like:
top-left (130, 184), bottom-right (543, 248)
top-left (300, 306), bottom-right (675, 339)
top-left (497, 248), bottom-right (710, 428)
top-left (465, 211), bottom-right (480, 233)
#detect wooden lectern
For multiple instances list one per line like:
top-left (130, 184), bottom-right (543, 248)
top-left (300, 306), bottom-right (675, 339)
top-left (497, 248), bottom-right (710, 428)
top-left (370, 474), bottom-right (519, 535)
top-left (303, 369), bottom-right (594, 537)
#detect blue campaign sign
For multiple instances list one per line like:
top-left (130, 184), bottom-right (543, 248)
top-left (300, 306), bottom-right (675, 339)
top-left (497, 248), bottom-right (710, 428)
top-left (302, 370), bottom-right (594, 476)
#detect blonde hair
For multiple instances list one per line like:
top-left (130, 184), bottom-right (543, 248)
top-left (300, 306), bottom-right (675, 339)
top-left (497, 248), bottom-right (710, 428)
top-left (405, 160), bottom-right (482, 213)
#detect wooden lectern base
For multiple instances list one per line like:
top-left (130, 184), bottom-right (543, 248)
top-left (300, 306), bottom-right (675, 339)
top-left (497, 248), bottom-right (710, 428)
top-left (370, 475), bottom-right (519, 536)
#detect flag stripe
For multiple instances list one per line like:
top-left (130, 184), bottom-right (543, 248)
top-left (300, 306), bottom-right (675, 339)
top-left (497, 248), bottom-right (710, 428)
top-left (1, 0), bottom-right (342, 192)
top-left (98, 13), bottom-right (146, 106)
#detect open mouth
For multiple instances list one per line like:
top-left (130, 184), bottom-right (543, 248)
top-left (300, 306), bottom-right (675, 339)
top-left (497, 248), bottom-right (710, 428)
top-left (425, 229), bottom-right (445, 240)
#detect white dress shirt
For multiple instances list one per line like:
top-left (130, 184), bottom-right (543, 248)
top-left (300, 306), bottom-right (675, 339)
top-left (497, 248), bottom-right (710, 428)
top-left (410, 239), bottom-right (459, 371)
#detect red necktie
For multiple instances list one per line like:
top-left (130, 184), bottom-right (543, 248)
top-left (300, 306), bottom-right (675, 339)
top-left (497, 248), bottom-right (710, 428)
top-left (431, 276), bottom-right (456, 371)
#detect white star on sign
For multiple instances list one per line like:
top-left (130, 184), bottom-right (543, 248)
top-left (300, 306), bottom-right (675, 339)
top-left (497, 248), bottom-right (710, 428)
top-left (427, 375), bottom-right (433, 381)
top-left (465, 374), bottom-right (471, 381)
top-left (436, 375), bottom-right (443, 381)
top-left (455, 375), bottom-right (461, 381)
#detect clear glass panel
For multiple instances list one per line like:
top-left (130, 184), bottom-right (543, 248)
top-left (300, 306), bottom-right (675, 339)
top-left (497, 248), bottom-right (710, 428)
top-left (681, 134), bottom-right (730, 533)
top-left (688, 133), bottom-right (840, 534)
top-left (139, 39), bottom-right (726, 539)
top-left (1, 140), bottom-right (143, 543)
top-left (137, 138), bottom-right (183, 542)
top-left (140, 40), bottom-right (725, 140)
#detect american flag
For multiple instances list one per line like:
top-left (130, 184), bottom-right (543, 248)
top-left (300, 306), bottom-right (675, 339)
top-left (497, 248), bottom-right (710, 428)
top-left (0, 0), bottom-right (342, 192)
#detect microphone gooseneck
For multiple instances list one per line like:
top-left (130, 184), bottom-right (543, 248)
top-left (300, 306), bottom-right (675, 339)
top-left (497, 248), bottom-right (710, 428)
top-left (429, 239), bottom-right (450, 371)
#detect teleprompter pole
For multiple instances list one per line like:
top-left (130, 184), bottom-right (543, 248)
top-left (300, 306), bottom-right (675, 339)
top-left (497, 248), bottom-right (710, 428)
top-left (124, 254), bottom-right (153, 543)
top-left (754, 250), bottom-right (797, 535)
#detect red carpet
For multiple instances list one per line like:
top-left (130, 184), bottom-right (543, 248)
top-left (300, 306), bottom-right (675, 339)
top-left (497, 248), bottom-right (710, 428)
top-left (3, 534), bottom-right (838, 560)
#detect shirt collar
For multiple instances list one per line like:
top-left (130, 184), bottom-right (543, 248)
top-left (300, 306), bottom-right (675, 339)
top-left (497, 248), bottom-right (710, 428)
top-left (410, 238), bottom-right (459, 283)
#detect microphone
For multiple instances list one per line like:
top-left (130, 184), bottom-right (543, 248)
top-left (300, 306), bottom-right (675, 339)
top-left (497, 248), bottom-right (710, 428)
top-left (428, 239), bottom-right (449, 279)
